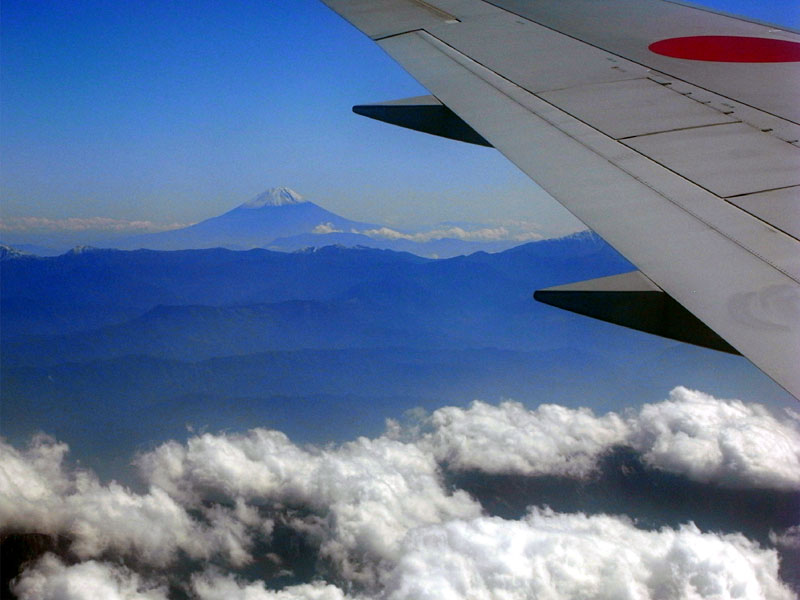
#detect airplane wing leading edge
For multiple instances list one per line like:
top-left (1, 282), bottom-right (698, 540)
top-left (321, 0), bottom-right (800, 401)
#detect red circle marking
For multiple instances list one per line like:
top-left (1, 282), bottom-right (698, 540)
top-left (648, 36), bottom-right (800, 62)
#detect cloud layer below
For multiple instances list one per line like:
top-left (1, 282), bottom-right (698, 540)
top-left (310, 222), bottom-right (544, 243)
top-left (2, 387), bottom-right (798, 598)
top-left (419, 387), bottom-right (800, 490)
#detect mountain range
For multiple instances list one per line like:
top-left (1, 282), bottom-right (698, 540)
top-left (3, 187), bottom-right (544, 257)
top-left (1, 234), bottom-right (619, 345)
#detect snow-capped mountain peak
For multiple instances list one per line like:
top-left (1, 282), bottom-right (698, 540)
top-left (241, 187), bottom-right (306, 209)
top-left (0, 244), bottom-right (30, 260)
top-left (68, 245), bottom-right (101, 254)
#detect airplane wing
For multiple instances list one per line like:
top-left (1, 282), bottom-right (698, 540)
top-left (320, 0), bottom-right (800, 401)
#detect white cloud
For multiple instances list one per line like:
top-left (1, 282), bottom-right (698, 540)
top-left (0, 435), bottom-right (268, 566)
top-left (3, 387), bottom-right (799, 598)
top-left (770, 525), bottom-right (800, 550)
top-left (0, 434), bottom-right (72, 533)
top-left (136, 430), bottom-right (315, 505)
top-left (359, 225), bottom-right (541, 243)
top-left (409, 387), bottom-right (800, 490)
top-left (383, 508), bottom-right (794, 600)
top-left (12, 554), bottom-right (168, 600)
top-left (629, 387), bottom-right (800, 490)
top-left (414, 400), bottom-right (630, 478)
top-left (14, 514), bottom-right (794, 600)
top-left (192, 572), bottom-right (353, 600)
top-left (0, 216), bottom-right (188, 233)
top-left (311, 223), bottom-right (342, 234)
top-left (511, 230), bottom-right (546, 242)
top-left (137, 430), bottom-right (480, 585)
top-left (307, 223), bottom-right (544, 243)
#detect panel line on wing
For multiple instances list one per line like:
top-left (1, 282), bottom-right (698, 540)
top-left (531, 80), bottom-right (800, 221)
top-left (726, 184), bottom-right (800, 199)
top-left (323, 0), bottom-right (459, 40)
top-left (374, 29), bottom-right (426, 41)
top-left (726, 187), bottom-right (800, 240)
top-left (641, 75), bottom-right (800, 143)
top-left (535, 77), bottom-right (739, 140)
top-left (622, 123), bottom-right (800, 198)
top-left (616, 121), bottom-right (739, 140)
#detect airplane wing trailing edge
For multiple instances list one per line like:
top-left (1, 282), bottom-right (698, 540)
top-left (320, 0), bottom-right (800, 401)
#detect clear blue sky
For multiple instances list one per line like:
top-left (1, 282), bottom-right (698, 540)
top-left (1, 0), bottom-right (797, 233)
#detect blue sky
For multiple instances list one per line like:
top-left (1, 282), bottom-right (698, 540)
top-left (1, 0), bottom-right (797, 234)
top-left (1, 0), bottom-right (560, 232)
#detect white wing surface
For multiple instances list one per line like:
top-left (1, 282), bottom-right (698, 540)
top-left (321, 0), bottom-right (800, 400)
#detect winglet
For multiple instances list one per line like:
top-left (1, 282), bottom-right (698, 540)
top-left (534, 271), bottom-right (739, 353)
top-left (353, 95), bottom-right (492, 146)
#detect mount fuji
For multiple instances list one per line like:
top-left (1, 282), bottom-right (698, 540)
top-left (71, 187), bottom-right (551, 257)
top-left (110, 188), bottom-right (380, 251)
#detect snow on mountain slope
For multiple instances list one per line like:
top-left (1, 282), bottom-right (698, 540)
top-left (241, 187), bottom-right (305, 208)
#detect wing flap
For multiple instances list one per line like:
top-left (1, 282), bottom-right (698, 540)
top-left (353, 95), bottom-right (491, 146)
top-left (534, 271), bottom-right (739, 354)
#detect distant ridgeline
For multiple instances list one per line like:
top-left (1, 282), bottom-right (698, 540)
top-left (49, 187), bottom-right (551, 258)
top-left (1, 232), bottom-right (623, 346)
top-left (1, 233), bottom-right (664, 448)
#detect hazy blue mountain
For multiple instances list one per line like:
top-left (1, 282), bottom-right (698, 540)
top-left (3, 231), bottom-right (792, 485)
top-left (109, 187), bottom-right (381, 250)
top-left (0, 233), bottom-right (626, 345)
top-left (0, 244), bottom-right (429, 337)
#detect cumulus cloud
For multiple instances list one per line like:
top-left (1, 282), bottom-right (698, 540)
top-left (0, 433), bottom-right (73, 533)
top-left (383, 508), bottom-right (794, 600)
top-left (13, 513), bottom-right (795, 600)
top-left (630, 387), bottom-right (800, 489)
top-left (409, 386), bottom-right (800, 490)
top-left (0, 216), bottom-right (187, 233)
top-left (0, 434), bottom-right (268, 566)
top-left (12, 554), bottom-right (168, 600)
top-left (3, 387), bottom-right (799, 598)
top-left (415, 400), bottom-right (630, 477)
top-left (137, 429), bottom-right (480, 584)
top-left (358, 225), bottom-right (542, 243)
top-left (311, 223), bottom-right (343, 235)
